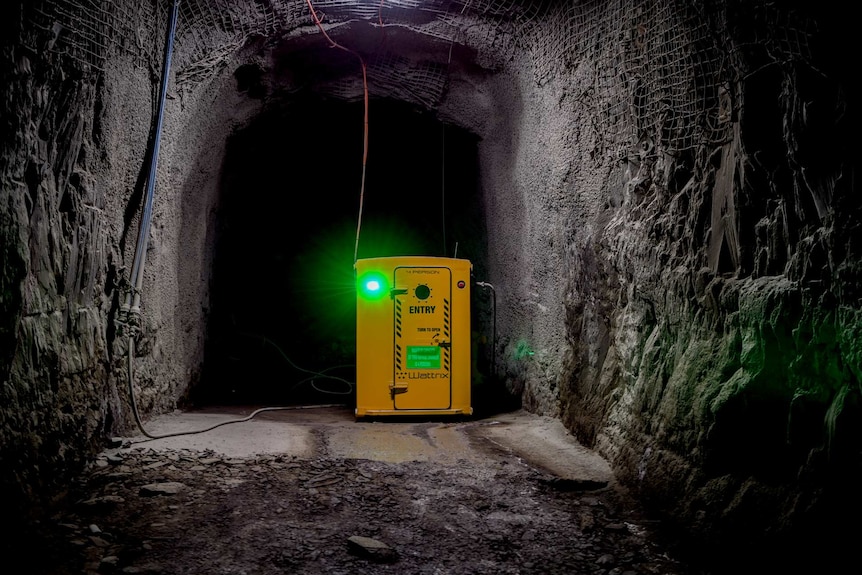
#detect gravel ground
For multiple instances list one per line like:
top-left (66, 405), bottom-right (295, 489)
top-left (21, 407), bottom-right (698, 575)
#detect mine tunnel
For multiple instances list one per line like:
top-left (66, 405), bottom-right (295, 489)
top-left (199, 96), bottom-right (486, 406)
top-left (1, 0), bottom-right (860, 573)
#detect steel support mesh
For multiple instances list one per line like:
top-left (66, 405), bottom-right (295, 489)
top-left (24, 0), bottom-right (815, 153)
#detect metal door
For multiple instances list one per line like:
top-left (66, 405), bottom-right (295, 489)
top-left (392, 265), bottom-right (453, 410)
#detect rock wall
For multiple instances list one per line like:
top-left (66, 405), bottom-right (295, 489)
top-left (1, 9), bottom-right (127, 529)
top-left (0, 2), bottom-right (262, 537)
top-left (474, 2), bottom-right (862, 561)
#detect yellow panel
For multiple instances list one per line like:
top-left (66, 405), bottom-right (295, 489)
top-left (355, 256), bottom-right (473, 418)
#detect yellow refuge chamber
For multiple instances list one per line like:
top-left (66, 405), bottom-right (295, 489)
top-left (354, 256), bottom-right (473, 418)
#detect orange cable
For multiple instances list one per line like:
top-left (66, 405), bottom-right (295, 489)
top-left (304, 0), bottom-right (369, 263)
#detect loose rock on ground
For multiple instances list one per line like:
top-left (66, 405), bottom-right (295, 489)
top-left (22, 417), bottom-right (695, 574)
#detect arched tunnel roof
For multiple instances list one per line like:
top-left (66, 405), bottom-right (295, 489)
top-left (24, 0), bottom-right (819, 153)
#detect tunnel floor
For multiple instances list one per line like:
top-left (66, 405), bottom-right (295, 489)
top-left (25, 406), bottom-right (698, 575)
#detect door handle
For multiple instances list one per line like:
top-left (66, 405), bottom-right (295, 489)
top-left (390, 381), bottom-right (408, 398)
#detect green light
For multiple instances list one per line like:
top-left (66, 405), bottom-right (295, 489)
top-left (358, 271), bottom-right (388, 301)
top-left (515, 339), bottom-right (535, 360)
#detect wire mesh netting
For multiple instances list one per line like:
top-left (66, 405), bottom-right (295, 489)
top-left (23, 0), bottom-right (816, 153)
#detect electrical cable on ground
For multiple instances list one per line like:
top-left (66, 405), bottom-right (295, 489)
top-left (127, 334), bottom-right (349, 443)
top-left (290, 365), bottom-right (356, 395)
top-left (304, 0), bottom-right (369, 264)
top-left (128, 404), bottom-right (343, 444)
top-left (238, 331), bottom-right (356, 394)
top-left (124, 324), bottom-right (353, 444)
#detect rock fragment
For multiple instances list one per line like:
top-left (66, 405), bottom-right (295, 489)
top-left (346, 535), bottom-right (398, 563)
top-left (139, 482), bottom-right (186, 496)
top-left (80, 495), bottom-right (125, 507)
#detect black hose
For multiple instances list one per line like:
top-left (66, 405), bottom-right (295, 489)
top-left (475, 281), bottom-right (497, 378)
top-left (128, 0), bottom-right (180, 307)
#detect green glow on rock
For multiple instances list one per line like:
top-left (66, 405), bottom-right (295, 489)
top-left (515, 339), bottom-right (535, 360)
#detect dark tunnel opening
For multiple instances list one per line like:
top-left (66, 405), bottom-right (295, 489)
top-left (192, 97), bottom-right (490, 408)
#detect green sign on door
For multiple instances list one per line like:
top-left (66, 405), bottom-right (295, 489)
top-left (406, 346), bottom-right (441, 369)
